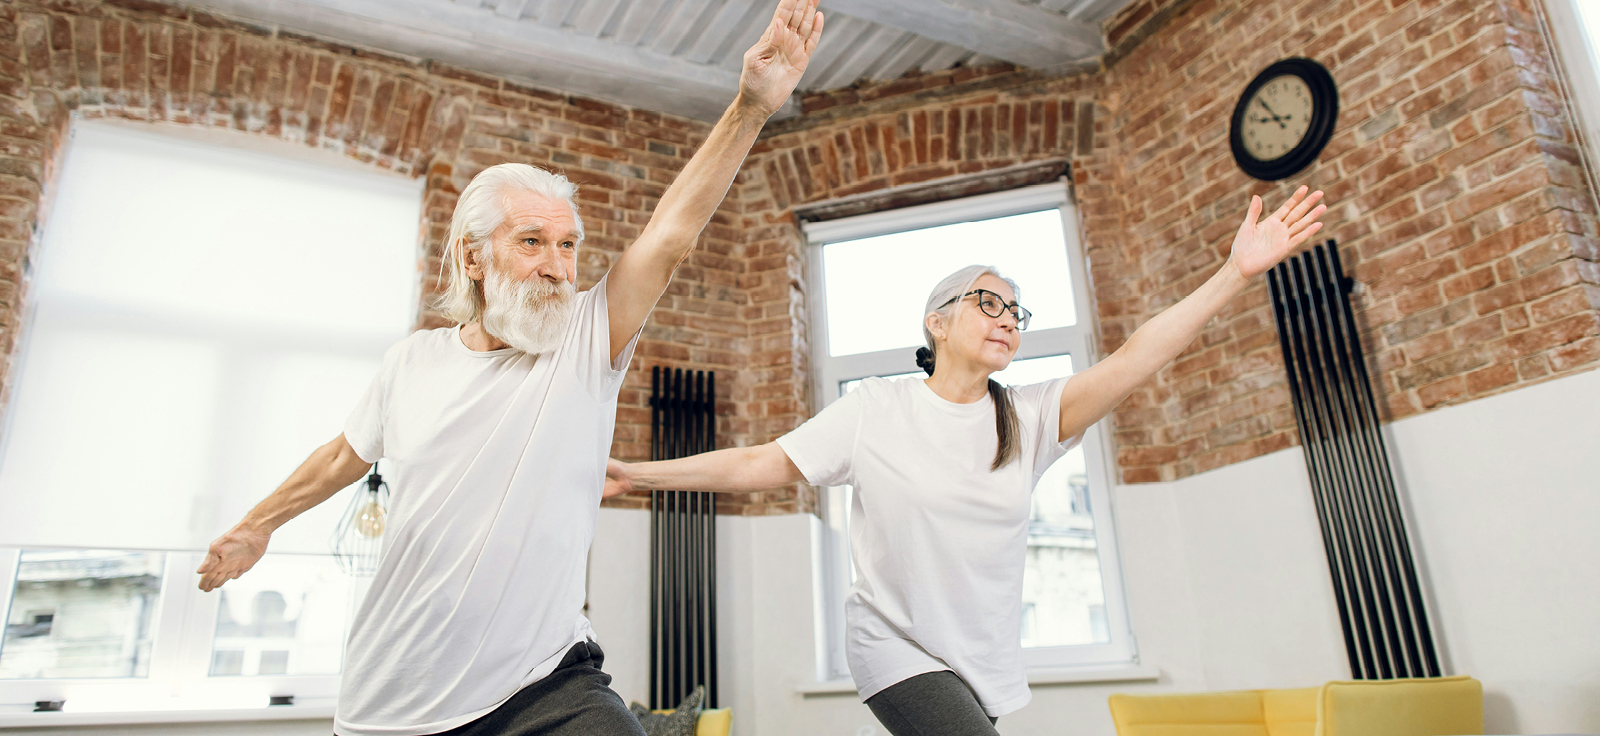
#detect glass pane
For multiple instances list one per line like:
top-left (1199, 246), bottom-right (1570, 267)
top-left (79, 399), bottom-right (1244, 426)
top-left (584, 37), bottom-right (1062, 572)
top-left (0, 550), bottom-right (165, 679)
top-left (1023, 443), bottom-right (1110, 648)
top-left (822, 209), bottom-right (1077, 358)
top-left (1580, 1), bottom-right (1600, 71)
top-left (209, 555), bottom-right (352, 676)
top-left (0, 122), bottom-right (418, 555)
top-left (839, 353), bottom-right (1075, 396)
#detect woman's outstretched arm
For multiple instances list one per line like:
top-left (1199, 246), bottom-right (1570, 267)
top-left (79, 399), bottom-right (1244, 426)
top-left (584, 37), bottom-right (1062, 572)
top-left (604, 442), bottom-right (805, 498)
top-left (1054, 186), bottom-right (1328, 443)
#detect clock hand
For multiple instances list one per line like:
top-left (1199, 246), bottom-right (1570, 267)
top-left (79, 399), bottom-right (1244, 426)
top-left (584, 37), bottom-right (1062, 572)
top-left (1256, 99), bottom-right (1289, 129)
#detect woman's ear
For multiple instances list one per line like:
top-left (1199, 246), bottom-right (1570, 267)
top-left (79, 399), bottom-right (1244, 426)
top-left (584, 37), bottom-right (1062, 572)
top-left (461, 238), bottom-right (485, 280)
top-left (925, 312), bottom-right (945, 342)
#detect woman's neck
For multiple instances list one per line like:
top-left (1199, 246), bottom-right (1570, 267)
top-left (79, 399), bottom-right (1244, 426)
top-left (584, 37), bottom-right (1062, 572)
top-left (924, 362), bottom-right (992, 404)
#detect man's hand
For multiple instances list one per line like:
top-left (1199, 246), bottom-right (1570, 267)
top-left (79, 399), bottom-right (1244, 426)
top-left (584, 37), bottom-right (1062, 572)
top-left (1227, 185), bottom-right (1327, 279)
top-left (736, 0), bottom-right (825, 118)
top-left (197, 524), bottom-right (270, 592)
top-left (603, 459), bottom-right (634, 499)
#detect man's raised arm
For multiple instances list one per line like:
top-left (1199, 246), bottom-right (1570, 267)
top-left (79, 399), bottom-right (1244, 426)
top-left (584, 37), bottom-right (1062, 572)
top-left (604, 0), bottom-right (823, 359)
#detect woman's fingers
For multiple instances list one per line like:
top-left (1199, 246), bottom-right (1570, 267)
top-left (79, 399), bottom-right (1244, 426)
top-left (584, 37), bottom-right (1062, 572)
top-left (1284, 189), bottom-right (1323, 226)
top-left (1236, 195), bottom-right (1263, 238)
top-left (1271, 185), bottom-right (1307, 221)
top-left (1287, 221), bottom-right (1324, 250)
top-left (1287, 203), bottom-right (1327, 236)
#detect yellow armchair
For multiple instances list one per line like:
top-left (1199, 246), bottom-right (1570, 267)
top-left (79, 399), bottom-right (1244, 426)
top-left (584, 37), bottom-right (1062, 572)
top-left (1108, 676), bottom-right (1482, 736)
top-left (647, 707), bottom-right (731, 736)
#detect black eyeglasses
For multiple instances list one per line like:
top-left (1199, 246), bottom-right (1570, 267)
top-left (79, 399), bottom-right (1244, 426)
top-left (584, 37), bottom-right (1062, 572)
top-left (940, 289), bottom-right (1032, 330)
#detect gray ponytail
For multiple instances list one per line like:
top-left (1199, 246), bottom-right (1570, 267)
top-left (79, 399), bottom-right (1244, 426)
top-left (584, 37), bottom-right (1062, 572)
top-left (918, 265), bottom-right (1023, 472)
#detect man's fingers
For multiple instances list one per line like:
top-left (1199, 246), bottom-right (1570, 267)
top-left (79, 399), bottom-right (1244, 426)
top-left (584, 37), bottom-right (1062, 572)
top-left (804, 10), bottom-right (824, 52)
top-left (783, 0), bottom-right (806, 30)
top-left (771, 0), bottom-right (798, 28)
top-left (797, 0), bottom-right (819, 37)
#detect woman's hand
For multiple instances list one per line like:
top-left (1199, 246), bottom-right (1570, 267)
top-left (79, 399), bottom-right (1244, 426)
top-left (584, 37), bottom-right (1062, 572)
top-left (1227, 185), bottom-right (1327, 279)
top-left (603, 459), bottom-right (635, 499)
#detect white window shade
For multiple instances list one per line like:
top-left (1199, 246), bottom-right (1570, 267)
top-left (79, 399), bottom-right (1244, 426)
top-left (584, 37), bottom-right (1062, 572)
top-left (0, 121), bottom-right (422, 554)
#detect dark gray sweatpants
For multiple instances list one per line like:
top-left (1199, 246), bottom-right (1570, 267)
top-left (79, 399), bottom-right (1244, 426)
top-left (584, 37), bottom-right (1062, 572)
top-left (865, 670), bottom-right (999, 736)
top-left (431, 641), bottom-right (645, 736)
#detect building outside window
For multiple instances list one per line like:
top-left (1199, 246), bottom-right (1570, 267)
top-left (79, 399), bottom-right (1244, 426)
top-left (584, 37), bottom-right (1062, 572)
top-left (804, 183), bottom-right (1136, 681)
top-left (0, 120), bottom-right (420, 715)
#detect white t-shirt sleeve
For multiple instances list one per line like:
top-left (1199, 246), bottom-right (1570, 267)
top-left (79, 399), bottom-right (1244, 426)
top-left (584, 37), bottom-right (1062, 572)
top-left (775, 385), bottom-right (865, 487)
top-left (1014, 376), bottom-right (1082, 478)
top-left (343, 339), bottom-right (406, 464)
top-left (566, 272), bottom-right (643, 401)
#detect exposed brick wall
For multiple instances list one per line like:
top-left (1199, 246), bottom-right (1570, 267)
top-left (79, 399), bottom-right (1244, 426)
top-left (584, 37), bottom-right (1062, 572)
top-left (0, 0), bottom-right (772, 513)
top-left (736, 0), bottom-right (1600, 501)
top-left (1, 0), bottom-right (1595, 516)
top-left (1092, 0), bottom-right (1600, 481)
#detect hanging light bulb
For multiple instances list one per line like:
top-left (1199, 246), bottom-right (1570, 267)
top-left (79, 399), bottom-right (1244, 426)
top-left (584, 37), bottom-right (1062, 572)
top-left (331, 462), bottom-right (390, 576)
top-left (356, 495), bottom-right (386, 538)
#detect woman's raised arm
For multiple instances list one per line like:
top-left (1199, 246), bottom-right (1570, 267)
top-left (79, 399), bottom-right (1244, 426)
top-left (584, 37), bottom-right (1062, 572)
top-left (1054, 186), bottom-right (1327, 443)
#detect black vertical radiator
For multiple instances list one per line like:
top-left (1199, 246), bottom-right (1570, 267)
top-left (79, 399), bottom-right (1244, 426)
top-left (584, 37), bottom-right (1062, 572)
top-left (1266, 240), bottom-right (1441, 680)
top-left (648, 366), bottom-right (719, 709)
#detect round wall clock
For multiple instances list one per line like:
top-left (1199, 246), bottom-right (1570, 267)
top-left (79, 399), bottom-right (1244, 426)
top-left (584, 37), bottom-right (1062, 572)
top-left (1229, 58), bottom-right (1339, 181)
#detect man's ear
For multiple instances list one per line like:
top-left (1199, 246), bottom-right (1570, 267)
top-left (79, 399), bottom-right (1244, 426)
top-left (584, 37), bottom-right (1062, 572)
top-left (461, 239), bottom-right (485, 281)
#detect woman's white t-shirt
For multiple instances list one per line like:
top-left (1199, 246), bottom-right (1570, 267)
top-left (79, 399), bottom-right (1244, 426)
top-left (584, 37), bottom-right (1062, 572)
top-left (777, 375), bottom-right (1078, 717)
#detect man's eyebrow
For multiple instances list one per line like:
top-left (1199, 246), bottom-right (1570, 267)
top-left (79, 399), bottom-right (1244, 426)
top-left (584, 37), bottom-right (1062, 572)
top-left (511, 222), bottom-right (578, 241)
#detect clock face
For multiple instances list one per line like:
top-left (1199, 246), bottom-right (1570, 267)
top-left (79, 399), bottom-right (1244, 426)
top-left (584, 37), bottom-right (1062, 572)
top-left (1241, 74), bottom-right (1314, 161)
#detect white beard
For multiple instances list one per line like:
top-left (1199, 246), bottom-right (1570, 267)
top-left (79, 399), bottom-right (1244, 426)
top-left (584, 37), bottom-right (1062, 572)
top-left (480, 261), bottom-right (576, 355)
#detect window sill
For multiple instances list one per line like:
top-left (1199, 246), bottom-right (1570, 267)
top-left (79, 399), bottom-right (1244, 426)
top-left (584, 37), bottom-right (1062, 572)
top-left (797, 663), bottom-right (1161, 697)
top-left (0, 700), bottom-right (336, 728)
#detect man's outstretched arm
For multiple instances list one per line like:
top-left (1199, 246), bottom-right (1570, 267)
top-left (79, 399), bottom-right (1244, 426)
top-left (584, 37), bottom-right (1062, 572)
top-left (604, 0), bottom-right (824, 360)
top-left (197, 434), bottom-right (371, 591)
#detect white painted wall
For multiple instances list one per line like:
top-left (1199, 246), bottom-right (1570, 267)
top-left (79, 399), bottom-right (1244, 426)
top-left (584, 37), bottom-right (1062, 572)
top-left (22, 369), bottom-right (1596, 735)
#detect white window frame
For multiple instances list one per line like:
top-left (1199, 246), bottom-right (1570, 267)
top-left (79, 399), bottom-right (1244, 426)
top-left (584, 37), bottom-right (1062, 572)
top-left (0, 546), bottom-right (345, 719)
top-left (1542, 0), bottom-right (1600, 200)
top-left (0, 118), bottom-right (410, 723)
top-left (802, 182), bottom-right (1138, 679)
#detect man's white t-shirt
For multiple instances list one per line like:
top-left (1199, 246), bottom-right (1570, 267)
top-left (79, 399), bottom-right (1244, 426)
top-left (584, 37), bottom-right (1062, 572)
top-left (334, 274), bottom-right (640, 736)
top-left (777, 375), bottom-right (1078, 717)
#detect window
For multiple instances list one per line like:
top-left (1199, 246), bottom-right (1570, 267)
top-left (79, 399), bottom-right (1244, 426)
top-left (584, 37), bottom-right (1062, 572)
top-left (0, 120), bottom-right (420, 715)
top-left (1544, 0), bottom-right (1600, 185)
top-left (805, 183), bottom-right (1135, 680)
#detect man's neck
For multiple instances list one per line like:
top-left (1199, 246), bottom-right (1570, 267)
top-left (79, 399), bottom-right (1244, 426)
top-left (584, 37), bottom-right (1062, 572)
top-left (459, 322), bottom-right (510, 352)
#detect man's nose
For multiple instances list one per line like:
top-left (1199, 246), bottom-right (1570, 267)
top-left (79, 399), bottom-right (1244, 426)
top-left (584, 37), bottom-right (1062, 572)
top-left (533, 248), bottom-right (569, 282)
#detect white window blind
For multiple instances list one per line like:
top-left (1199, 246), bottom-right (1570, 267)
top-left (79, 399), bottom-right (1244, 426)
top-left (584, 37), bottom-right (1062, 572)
top-left (0, 121), bottom-right (422, 554)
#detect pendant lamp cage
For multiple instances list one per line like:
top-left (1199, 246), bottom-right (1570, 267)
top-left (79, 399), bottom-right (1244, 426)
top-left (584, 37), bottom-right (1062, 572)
top-left (331, 462), bottom-right (390, 576)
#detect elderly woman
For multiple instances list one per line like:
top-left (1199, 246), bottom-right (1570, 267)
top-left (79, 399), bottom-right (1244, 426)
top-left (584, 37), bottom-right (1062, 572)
top-left (606, 187), bottom-right (1327, 735)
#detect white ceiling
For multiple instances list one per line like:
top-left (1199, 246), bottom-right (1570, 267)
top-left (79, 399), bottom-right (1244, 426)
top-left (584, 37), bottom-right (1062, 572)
top-left (170, 0), bottom-right (1139, 120)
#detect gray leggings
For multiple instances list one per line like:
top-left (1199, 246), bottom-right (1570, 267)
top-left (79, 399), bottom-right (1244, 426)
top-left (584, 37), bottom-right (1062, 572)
top-left (865, 670), bottom-right (999, 736)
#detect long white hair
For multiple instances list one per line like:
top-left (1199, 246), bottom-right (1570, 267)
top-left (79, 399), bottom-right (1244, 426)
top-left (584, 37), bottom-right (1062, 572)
top-left (434, 163), bottom-right (585, 325)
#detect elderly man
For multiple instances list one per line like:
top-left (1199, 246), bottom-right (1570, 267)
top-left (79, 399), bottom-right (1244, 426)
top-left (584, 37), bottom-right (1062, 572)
top-left (193, 2), bottom-right (823, 734)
